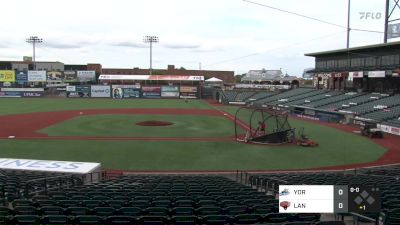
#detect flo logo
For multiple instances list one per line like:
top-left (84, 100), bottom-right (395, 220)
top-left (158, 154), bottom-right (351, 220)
top-left (359, 12), bottom-right (382, 20)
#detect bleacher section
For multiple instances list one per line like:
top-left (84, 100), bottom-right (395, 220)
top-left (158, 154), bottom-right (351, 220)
top-left (234, 92), bottom-right (255, 102)
top-left (382, 118), bottom-right (400, 128)
top-left (322, 93), bottom-right (384, 111)
top-left (268, 89), bottom-right (327, 107)
top-left (222, 91), bottom-right (238, 103)
top-left (221, 88), bottom-right (400, 129)
top-left (340, 94), bottom-right (400, 115)
top-left (247, 92), bottom-right (276, 102)
top-left (357, 105), bottom-right (400, 122)
top-left (252, 88), bottom-right (315, 107)
top-left (4, 169), bottom-right (400, 224)
top-left (0, 174), bottom-right (331, 225)
top-left (289, 91), bottom-right (343, 108)
top-left (249, 168), bottom-right (400, 225)
top-left (301, 92), bottom-right (362, 109)
top-left (0, 171), bottom-right (78, 203)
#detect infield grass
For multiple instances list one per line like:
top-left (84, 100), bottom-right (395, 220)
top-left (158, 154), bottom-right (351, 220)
top-left (40, 114), bottom-right (234, 138)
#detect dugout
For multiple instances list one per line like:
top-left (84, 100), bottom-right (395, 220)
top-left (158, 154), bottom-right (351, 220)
top-left (305, 41), bottom-right (400, 93)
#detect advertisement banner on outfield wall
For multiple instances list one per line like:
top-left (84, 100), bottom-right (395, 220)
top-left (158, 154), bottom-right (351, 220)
top-left (123, 88), bottom-right (141, 98)
top-left (0, 70), bottom-right (16, 82)
top-left (180, 86), bottom-right (197, 98)
top-left (161, 85), bottom-right (179, 98)
top-left (142, 86), bottom-right (161, 98)
top-left (64, 71), bottom-right (78, 82)
top-left (112, 88), bottom-right (123, 99)
top-left (180, 86), bottom-right (197, 93)
top-left (66, 85), bottom-right (91, 98)
top-left (91, 85), bottom-right (111, 98)
top-left (77, 71), bottom-right (96, 82)
top-left (1, 88), bottom-right (44, 92)
top-left (47, 71), bottom-right (65, 81)
top-left (112, 85), bottom-right (141, 98)
top-left (16, 70), bottom-right (28, 84)
top-left (28, 71), bottom-right (47, 82)
top-left (66, 86), bottom-right (76, 92)
top-left (22, 92), bottom-right (44, 97)
top-left (0, 91), bottom-right (21, 97)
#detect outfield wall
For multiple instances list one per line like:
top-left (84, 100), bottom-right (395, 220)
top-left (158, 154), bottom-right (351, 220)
top-left (0, 88), bottom-right (45, 98)
top-left (66, 85), bottom-right (199, 99)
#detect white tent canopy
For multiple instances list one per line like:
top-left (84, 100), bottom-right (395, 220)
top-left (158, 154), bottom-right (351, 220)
top-left (205, 77), bottom-right (223, 82)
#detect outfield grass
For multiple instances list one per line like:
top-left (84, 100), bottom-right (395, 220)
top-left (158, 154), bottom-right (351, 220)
top-left (0, 138), bottom-right (385, 171)
top-left (0, 98), bottom-right (212, 115)
top-left (40, 114), bottom-right (234, 138)
top-left (0, 99), bottom-right (388, 171)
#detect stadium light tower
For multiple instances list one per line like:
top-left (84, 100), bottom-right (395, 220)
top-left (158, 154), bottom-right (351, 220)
top-left (26, 36), bottom-right (43, 70)
top-left (143, 36), bottom-right (159, 75)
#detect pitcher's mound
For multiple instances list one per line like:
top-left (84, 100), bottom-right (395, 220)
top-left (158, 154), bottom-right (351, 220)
top-left (136, 120), bottom-right (174, 126)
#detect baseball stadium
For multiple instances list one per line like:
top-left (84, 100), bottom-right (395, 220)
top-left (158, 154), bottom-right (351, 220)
top-left (1, 1), bottom-right (400, 225)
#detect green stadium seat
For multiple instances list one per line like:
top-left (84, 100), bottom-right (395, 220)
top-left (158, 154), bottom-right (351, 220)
top-left (105, 200), bottom-right (126, 209)
top-left (152, 200), bottom-right (171, 207)
top-left (224, 205), bottom-right (248, 215)
top-left (12, 199), bottom-right (34, 207)
top-left (82, 200), bottom-right (103, 208)
top-left (144, 207), bottom-right (169, 216)
top-left (40, 215), bottom-right (71, 225)
top-left (0, 207), bottom-right (13, 216)
top-left (233, 214), bottom-right (262, 224)
top-left (14, 206), bottom-right (38, 215)
top-left (263, 213), bottom-right (290, 223)
top-left (171, 207), bottom-right (195, 215)
top-left (57, 200), bottom-right (80, 208)
top-left (66, 207), bottom-right (90, 216)
top-left (39, 206), bottom-right (65, 215)
top-left (104, 215), bottom-right (138, 225)
top-left (10, 215), bottom-right (40, 225)
top-left (35, 200), bottom-right (56, 207)
top-left (71, 195), bottom-right (90, 201)
top-left (141, 215), bottom-right (168, 225)
top-left (171, 215), bottom-right (199, 225)
top-left (92, 195), bottom-right (111, 201)
top-left (94, 206), bottom-right (115, 216)
top-left (116, 207), bottom-right (142, 216)
top-left (196, 206), bottom-right (222, 216)
top-left (202, 215), bottom-right (232, 225)
top-left (73, 215), bottom-right (103, 225)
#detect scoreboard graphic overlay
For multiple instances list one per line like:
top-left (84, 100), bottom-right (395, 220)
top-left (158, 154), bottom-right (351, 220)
top-left (279, 185), bottom-right (381, 213)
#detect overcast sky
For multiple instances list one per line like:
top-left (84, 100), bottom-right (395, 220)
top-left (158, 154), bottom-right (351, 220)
top-left (0, 0), bottom-right (394, 76)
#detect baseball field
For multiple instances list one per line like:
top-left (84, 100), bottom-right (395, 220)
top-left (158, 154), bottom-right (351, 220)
top-left (0, 98), bottom-right (393, 171)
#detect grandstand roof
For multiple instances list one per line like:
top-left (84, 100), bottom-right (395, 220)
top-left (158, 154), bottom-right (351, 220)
top-left (305, 41), bottom-right (400, 57)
